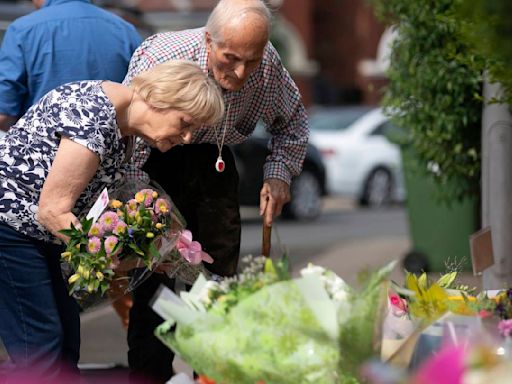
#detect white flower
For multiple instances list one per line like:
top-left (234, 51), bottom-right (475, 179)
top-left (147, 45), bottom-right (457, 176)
top-left (300, 263), bottom-right (326, 277)
top-left (198, 280), bottom-right (220, 305)
top-left (332, 289), bottom-right (349, 302)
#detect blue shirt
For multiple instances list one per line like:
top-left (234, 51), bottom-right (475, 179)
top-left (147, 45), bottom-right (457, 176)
top-left (0, 0), bottom-right (142, 117)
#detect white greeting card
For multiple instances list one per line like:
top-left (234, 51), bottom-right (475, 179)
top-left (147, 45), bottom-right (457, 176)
top-left (86, 188), bottom-right (109, 224)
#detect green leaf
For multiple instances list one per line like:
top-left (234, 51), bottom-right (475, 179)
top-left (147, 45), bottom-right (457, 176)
top-left (148, 241), bottom-right (160, 260)
top-left (437, 271), bottom-right (457, 288)
top-left (81, 218), bottom-right (94, 234)
top-left (128, 242), bottom-right (144, 256)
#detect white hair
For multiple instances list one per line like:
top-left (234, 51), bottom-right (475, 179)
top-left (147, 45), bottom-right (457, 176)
top-left (206, 0), bottom-right (272, 44)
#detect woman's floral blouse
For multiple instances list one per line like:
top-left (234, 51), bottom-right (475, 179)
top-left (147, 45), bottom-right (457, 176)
top-left (0, 81), bottom-right (126, 242)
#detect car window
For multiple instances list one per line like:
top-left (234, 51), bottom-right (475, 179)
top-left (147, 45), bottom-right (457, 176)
top-left (309, 109), bottom-right (370, 132)
top-left (370, 120), bottom-right (404, 143)
top-left (370, 121), bottom-right (391, 136)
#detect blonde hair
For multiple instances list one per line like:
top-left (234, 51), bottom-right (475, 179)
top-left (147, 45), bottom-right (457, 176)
top-left (131, 60), bottom-right (225, 125)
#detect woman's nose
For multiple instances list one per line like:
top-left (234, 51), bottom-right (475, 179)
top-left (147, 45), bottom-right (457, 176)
top-left (181, 131), bottom-right (192, 144)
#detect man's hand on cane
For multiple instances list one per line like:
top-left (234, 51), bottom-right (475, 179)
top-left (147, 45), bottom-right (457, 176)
top-left (259, 178), bottom-right (291, 227)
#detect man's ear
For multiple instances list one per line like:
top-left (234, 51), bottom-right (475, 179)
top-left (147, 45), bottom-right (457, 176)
top-left (205, 31), bottom-right (212, 54)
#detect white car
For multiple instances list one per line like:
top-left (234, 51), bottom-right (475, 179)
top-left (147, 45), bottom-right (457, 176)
top-left (308, 107), bottom-right (405, 207)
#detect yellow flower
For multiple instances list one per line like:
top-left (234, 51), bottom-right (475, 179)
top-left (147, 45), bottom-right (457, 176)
top-left (217, 295), bottom-right (227, 303)
top-left (146, 232), bottom-right (155, 239)
top-left (155, 223), bottom-right (163, 229)
top-left (152, 191), bottom-right (158, 198)
top-left (68, 273), bottom-right (80, 284)
top-left (77, 265), bottom-right (84, 275)
top-left (447, 294), bottom-right (477, 316)
top-left (405, 272), bottom-right (449, 321)
top-left (82, 268), bottom-right (90, 280)
top-left (75, 244), bottom-right (80, 250)
top-left (61, 251), bottom-right (72, 261)
top-left (87, 282), bottom-right (95, 293)
top-left (96, 271), bottom-right (104, 281)
top-left (135, 192), bottom-right (145, 204)
top-left (110, 199), bottom-right (123, 209)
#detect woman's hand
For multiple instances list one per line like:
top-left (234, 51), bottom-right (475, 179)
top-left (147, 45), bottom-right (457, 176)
top-left (38, 137), bottom-right (100, 242)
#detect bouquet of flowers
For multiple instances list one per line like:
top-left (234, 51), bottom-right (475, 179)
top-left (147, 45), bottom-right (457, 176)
top-left (153, 255), bottom-right (395, 384)
top-left (60, 181), bottom-right (212, 309)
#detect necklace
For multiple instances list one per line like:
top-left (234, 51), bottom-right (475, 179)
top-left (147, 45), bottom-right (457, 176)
top-left (213, 103), bottom-right (230, 172)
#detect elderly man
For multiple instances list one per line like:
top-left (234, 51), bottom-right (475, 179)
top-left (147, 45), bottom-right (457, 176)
top-left (124, 0), bottom-right (309, 381)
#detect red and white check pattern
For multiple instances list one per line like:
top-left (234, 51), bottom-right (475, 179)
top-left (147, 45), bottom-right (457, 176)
top-left (123, 27), bottom-right (309, 185)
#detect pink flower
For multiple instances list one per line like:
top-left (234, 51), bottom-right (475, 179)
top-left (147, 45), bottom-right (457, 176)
top-left (388, 290), bottom-right (408, 317)
top-left (478, 310), bottom-right (492, 318)
top-left (126, 199), bottom-right (138, 211)
top-left (99, 211), bottom-right (119, 233)
top-left (88, 223), bottom-right (104, 238)
top-left (87, 237), bottom-right (102, 254)
top-left (113, 221), bottom-right (127, 236)
top-left (176, 229), bottom-right (214, 265)
top-left (104, 235), bottom-right (119, 254)
top-left (499, 319), bottom-right (512, 337)
top-left (413, 344), bottom-right (465, 384)
top-left (154, 198), bottom-right (171, 215)
top-left (135, 189), bottom-right (155, 207)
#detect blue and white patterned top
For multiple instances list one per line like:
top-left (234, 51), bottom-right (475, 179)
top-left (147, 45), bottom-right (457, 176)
top-left (0, 80), bottom-right (126, 243)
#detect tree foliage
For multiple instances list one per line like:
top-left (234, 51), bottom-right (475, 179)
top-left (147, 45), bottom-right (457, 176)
top-left (457, 0), bottom-right (512, 105)
top-left (368, 0), bottom-right (484, 202)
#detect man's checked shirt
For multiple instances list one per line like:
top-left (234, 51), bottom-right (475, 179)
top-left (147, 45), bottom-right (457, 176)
top-left (123, 27), bottom-right (309, 185)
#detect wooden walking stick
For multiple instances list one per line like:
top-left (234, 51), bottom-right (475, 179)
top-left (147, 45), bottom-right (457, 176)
top-left (262, 202), bottom-right (272, 257)
top-left (262, 222), bottom-right (272, 257)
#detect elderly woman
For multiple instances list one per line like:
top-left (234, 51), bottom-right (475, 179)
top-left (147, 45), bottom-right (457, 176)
top-left (0, 60), bottom-right (224, 381)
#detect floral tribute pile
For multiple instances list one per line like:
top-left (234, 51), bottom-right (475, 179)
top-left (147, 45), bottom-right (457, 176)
top-left (155, 255), bottom-right (512, 384)
top-left (60, 185), bottom-right (211, 308)
top-left (154, 255), bottom-right (395, 384)
top-left (364, 266), bottom-right (512, 384)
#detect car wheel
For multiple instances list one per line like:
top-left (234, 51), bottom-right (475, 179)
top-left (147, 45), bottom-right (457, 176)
top-left (360, 167), bottom-right (393, 208)
top-left (282, 171), bottom-right (322, 221)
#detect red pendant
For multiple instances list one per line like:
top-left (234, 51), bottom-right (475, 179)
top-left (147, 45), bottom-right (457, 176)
top-left (215, 156), bottom-right (225, 173)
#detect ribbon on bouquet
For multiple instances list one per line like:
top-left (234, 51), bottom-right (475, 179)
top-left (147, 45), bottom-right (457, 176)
top-left (176, 230), bottom-right (214, 265)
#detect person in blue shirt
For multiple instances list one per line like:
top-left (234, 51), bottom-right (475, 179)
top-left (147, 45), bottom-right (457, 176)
top-left (0, 0), bottom-right (142, 131)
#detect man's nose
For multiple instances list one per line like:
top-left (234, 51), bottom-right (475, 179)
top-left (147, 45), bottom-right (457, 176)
top-left (233, 62), bottom-right (247, 79)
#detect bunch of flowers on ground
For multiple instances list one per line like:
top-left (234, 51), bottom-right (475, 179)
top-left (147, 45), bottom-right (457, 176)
top-left (154, 255), bottom-right (395, 384)
top-left (60, 188), bottom-right (177, 299)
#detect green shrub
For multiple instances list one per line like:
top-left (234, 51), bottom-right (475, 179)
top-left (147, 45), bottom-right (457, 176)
top-left (368, 0), bottom-right (484, 203)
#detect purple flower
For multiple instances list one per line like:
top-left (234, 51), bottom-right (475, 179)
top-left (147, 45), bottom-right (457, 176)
top-left (99, 211), bottom-right (119, 233)
top-left (104, 236), bottom-right (119, 254)
top-left (87, 237), bottom-right (102, 254)
top-left (499, 319), bottom-right (512, 337)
